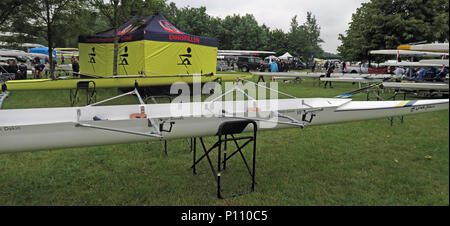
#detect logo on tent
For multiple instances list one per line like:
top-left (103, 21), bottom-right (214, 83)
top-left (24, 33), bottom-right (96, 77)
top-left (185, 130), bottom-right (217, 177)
top-left (119, 46), bottom-right (129, 75)
top-left (178, 47), bottom-right (193, 73)
top-left (118, 19), bottom-right (146, 36)
top-left (178, 47), bottom-right (192, 66)
top-left (159, 20), bottom-right (183, 34)
top-left (88, 47), bottom-right (96, 72)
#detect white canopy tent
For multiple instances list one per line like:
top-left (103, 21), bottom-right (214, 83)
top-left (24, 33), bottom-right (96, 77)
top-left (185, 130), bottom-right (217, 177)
top-left (278, 52), bottom-right (293, 60)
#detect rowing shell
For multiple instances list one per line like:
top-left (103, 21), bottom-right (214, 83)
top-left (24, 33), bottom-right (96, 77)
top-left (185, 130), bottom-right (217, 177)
top-left (397, 43), bottom-right (449, 53)
top-left (5, 74), bottom-right (252, 91)
top-left (251, 72), bottom-right (393, 79)
top-left (320, 77), bottom-right (384, 83)
top-left (382, 82), bottom-right (449, 91)
top-left (0, 98), bottom-right (448, 153)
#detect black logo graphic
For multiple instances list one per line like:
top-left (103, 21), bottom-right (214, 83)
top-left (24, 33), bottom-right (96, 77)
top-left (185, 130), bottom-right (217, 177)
top-left (178, 47), bottom-right (193, 68)
top-left (119, 46), bottom-right (129, 75)
top-left (119, 46), bottom-right (129, 66)
top-left (89, 47), bottom-right (96, 72)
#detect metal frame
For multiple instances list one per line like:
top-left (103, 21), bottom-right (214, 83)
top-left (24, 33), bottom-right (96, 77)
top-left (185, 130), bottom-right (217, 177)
top-left (74, 88), bottom-right (163, 139)
top-left (365, 86), bottom-right (405, 126)
top-left (191, 119), bottom-right (257, 199)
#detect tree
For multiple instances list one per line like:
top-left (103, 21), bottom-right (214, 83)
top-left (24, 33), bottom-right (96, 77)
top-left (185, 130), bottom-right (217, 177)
top-left (338, 0), bottom-right (449, 62)
top-left (286, 13), bottom-right (324, 64)
top-left (266, 28), bottom-right (288, 54)
top-left (218, 14), bottom-right (268, 50)
top-left (21, 0), bottom-right (81, 78)
top-left (0, 0), bottom-right (27, 25)
top-left (91, 0), bottom-right (122, 76)
top-left (0, 0), bottom-right (39, 50)
top-left (301, 12), bottom-right (324, 63)
top-left (90, 0), bottom-right (167, 76)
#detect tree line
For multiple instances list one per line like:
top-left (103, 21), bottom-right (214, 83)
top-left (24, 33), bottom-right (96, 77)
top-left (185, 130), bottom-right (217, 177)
top-left (1, 0), bottom-right (326, 73)
top-left (2, 0), bottom-right (449, 67)
top-left (338, 0), bottom-right (449, 62)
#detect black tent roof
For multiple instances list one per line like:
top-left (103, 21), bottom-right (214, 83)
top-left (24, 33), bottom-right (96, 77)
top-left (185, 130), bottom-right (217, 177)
top-left (79, 14), bottom-right (217, 47)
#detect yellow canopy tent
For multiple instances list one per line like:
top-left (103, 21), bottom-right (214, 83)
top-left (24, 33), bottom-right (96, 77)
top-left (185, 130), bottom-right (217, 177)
top-left (78, 14), bottom-right (218, 77)
top-left (313, 58), bottom-right (325, 62)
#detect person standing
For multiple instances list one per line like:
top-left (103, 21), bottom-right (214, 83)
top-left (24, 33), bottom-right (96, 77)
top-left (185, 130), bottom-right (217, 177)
top-left (257, 59), bottom-right (265, 82)
top-left (270, 59), bottom-right (279, 82)
top-left (311, 60), bottom-right (316, 72)
top-left (72, 59), bottom-right (80, 78)
top-left (323, 63), bottom-right (334, 88)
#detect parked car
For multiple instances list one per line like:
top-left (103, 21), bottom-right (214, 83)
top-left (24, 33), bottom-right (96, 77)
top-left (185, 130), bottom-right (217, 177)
top-left (290, 57), bottom-right (306, 70)
top-left (345, 62), bottom-right (369, 74)
top-left (236, 56), bottom-right (263, 72)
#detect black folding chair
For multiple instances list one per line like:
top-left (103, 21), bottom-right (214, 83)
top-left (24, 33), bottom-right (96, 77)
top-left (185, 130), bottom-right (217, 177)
top-left (70, 80), bottom-right (96, 106)
top-left (191, 119), bottom-right (257, 199)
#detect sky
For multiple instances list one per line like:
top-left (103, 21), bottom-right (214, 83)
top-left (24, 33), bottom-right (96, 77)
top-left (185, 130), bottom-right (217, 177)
top-left (168, 0), bottom-right (370, 53)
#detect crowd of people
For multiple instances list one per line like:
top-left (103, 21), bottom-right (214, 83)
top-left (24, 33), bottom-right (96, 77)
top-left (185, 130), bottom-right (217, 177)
top-left (388, 65), bottom-right (448, 81)
top-left (0, 59), bottom-right (28, 80)
top-left (0, 55), bottom-right (79, 80)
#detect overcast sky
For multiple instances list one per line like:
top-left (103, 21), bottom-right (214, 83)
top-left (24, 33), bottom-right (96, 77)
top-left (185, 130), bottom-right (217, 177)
top-left (168, 0), bottom-right (370, 53)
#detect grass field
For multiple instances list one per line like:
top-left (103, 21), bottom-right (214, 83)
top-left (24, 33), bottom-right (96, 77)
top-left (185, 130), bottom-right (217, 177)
top-left (0, 73), bottom-right (448, 206)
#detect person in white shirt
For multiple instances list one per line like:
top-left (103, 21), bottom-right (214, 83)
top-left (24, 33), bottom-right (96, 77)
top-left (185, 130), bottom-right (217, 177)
top-left (393, 67), bottom-right (405, 77)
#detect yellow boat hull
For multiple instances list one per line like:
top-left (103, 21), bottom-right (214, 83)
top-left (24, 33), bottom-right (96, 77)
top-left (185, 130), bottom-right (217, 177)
top-left (5, 74), bottom-right (252, 91)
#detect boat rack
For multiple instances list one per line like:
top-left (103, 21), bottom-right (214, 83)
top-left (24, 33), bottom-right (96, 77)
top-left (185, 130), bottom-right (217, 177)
top-left (364, 86), bottom-right (405, 126)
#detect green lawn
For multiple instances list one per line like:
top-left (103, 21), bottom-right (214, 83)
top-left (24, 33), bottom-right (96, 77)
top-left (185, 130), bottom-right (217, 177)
top-left (0, 73), bottom-right (448, 206)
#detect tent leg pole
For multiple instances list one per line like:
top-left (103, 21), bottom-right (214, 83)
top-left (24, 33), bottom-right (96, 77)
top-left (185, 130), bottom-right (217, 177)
top-left (193, 138), bottom-right (197, 175)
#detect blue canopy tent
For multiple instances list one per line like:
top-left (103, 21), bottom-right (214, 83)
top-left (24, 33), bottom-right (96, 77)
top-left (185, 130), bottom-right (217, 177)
top-left (29, 47), bottom-right (56, 57)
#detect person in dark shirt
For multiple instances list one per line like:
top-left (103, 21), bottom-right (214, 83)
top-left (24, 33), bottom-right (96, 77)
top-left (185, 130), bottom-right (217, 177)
top-left (257, 59), bottom-right (265, 82)
top-left (18, 61), bottom-right (27, 80)
top-left (6, 60), bottom-right (19, 79)
top-left (34, 63), bottom-right (45, 79)
top-left (72, 59), bottom-right (80, 77)
top-left (323, 63), bottom-right (334, 88)
top-left (32, 57), bottom-right (40, 65)
top-left (311, 60), bottom-right (316, 72)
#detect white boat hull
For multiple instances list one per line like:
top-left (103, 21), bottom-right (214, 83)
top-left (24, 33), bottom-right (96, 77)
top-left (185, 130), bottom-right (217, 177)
top-left (321, 77), bottom-right (383, 83)
top-left (0, 98), bottom-right (448, 153)
top-left (251, 72), bottom-right (393, 79)
top-left (382, 82), bottom-right (449, 91)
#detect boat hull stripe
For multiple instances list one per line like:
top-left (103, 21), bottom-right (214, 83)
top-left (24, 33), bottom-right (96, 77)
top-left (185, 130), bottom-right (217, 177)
top-left (395, 100), bottom-right (417, 108)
